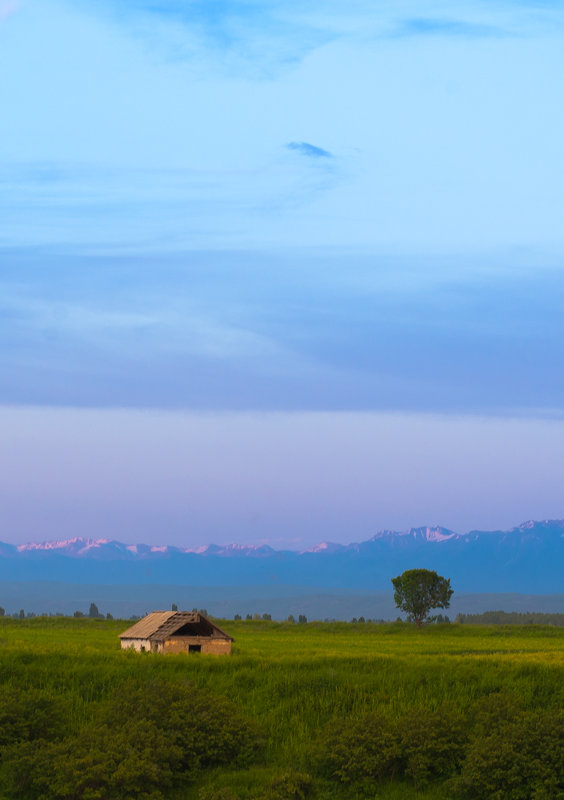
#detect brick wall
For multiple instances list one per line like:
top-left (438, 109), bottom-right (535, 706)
top-left (162, 636), bottom-right (232, 655)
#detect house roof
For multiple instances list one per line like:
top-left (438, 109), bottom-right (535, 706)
top-left (119, 611), bottom-right (176, 640)
top-left (119, 611), bottom-right (233, 641)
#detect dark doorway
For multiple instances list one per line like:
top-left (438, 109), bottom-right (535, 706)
top-left (189, 644), bottom-right (202, 653)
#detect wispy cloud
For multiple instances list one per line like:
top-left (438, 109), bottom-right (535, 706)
top-left (67, 0), bottom-right (564, 83)
top-left (77, 0), bottom-right (556, 67)
top-left (396, 17), bottom-right (506, 38)
top-left (0, 157), bottom-right (342, 251)
top-left (2, 247), bottom-right (564, 414)
top-left (0, 287), bottom-right (287, 364)
top-left (286, 141), bottom-right (333, 159)
top-left (80, 0), bottom-right (334, 76)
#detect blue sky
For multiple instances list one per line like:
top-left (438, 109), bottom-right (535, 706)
top-left (1, 0), bottom-right (564, 546)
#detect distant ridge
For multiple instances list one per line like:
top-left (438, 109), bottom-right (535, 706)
top-left (9, 519), bottom-right (564, 557)
top-left (1, 520), bottom-right (562, 593)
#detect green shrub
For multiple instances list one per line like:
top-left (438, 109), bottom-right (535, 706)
top-left (317, 711), bottom-right (401, 784)
top-left (1, 681), bottom-right (262, 800)
top-left (454, 709), bottom-right (564, 800)
top-left (104, 680), bottom-right (262, 770)
top-left (257, 770), bottom-right (314, 799)
top-left (397, 705), bottom-right (467, 787)
top-left (198, 770), bottom-right (313, 800)
top-left (319, 705), bottom-right (466, 790)
top-left (0, 688), bottom-right (70, 747)
top-left (199, 790), bottom-right (240, 800)
top-left (469, 692), bottom-right (524, 735)
top-left (2, 720), bottom-right (177, 800)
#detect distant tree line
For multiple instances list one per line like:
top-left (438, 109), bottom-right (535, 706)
top-left (232, 614), bottom-right (308, 623)
top-left (456, 611), bottom-right (564, 626)
top-left (230, 614), bottom-right (451, 624)
top-left (0, 604), bottom-right (116, 620)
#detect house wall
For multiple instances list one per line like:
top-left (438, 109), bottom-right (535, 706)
top-left (162, 636), bottom-right (232, 655)
top-left (202, 639), bottom-right (231, 655)
top-left (120, 638), bottom-right (151, 652)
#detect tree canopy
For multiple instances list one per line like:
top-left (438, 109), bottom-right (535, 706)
top-left (391, 569), bottom-right (453, 627)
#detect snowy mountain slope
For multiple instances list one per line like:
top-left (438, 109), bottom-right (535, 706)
top-left (0, 520), bottom-right (562, 592)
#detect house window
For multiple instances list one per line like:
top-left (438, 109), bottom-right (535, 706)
top-left (188, 644), bottom-right (201, 653)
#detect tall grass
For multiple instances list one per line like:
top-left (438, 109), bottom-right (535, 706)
top-left (1, 618), bottom-right (562, 798)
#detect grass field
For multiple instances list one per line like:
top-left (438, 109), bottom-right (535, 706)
top-left (0, 617), bottom-right (563, 799)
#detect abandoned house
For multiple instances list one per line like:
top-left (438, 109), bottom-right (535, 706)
top-left (119, 610), bottom-right (233, 655)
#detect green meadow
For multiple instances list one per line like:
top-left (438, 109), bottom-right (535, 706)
top-left (0, 617), bottom-right (562, 800)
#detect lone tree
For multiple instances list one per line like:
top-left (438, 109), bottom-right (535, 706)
top-left (391, 568), bottom-right (453, 627)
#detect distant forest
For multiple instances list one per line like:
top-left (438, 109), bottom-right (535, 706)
top-left (456, 611), bottom-right (564, 626)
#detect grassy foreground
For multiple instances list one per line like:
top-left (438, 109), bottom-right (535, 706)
top-left (0, 617), bottom-right (563, 799)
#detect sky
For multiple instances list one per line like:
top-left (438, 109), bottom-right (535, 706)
top-left (1, 0), bottom-right (564, 547)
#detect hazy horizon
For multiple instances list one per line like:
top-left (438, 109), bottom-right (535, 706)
top-left (2, 407), bottom-right (564, 549)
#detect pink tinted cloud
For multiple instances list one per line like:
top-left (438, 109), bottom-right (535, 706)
top-left (0, 0), bottom-right (21, 21)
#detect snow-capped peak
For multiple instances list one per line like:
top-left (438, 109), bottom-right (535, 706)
top-left (301, 541), bottom-right (343, 554)
top-left (182, 543), bottom-right (276, 557)
top-left (409, 526), bottom-right (458, 543)
top-left (17, 537), bottom-right (111, 553)
top-left (182, 545), bottom-right (211, 554)
top-left (370, 526), bottom-right (458, 543)
top-left (518, 519), bottom-right (564, 531)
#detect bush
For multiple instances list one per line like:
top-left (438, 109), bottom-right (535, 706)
top-left (2, 720), bottom-right (175, 800)
top-left (198, 770), bottom-right (313, 800)
top-left (1, 681), bottom-right (262, 800)
top-left (397, 705), bottom-right (467, 787)
top-left (255, 771), bottom-right (313, 800)
top-left (199, 789), bottom-right (240, 800)
top-left (317, 711), bottom-right (401, 784)
top-left (454, 709), bottom-right (564, 800)
top-left (319, 705), bottom-right (468, 790)
top-left (468, 692), bottom-right (523, 735)
top-left (104, 681), bottom-right (262, 771)
top-left (0, 688), bottom-right (69, 747)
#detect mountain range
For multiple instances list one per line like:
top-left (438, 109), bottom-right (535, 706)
top-left (1, 519), bottom-right (563, 593)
